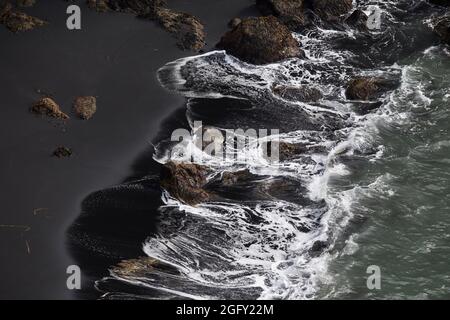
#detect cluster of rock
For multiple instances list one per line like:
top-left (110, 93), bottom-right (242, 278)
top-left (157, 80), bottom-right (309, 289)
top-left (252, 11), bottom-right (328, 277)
top-left (31, 96), bottom-right (97, 121)
top-left (87, 0), bottom-right (206, 51)
top-left (0, 1), bottom-right (45, 32)
top-left (30, 95), bottom-right (97, 158)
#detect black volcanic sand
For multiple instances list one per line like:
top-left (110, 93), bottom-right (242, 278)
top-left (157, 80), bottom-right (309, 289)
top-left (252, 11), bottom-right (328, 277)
top-left (0, 0), bottom-right (258, 299)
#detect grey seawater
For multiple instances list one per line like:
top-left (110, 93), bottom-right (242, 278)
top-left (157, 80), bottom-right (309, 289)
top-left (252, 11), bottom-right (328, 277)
top-left (91, 0), bottom-right (450, 299)
top-left (321, 47), bottom-right (450, 299)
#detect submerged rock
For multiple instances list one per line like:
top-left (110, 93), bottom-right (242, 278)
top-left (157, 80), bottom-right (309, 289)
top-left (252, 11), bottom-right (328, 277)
top-left (310, 0), bottom-right (353, 22)
top-left (31, 97), bottom-right (69, 120)
top-left (256, 0), bottom-right (307, 31)
top-left (345, 9), bottom-right (368, 31)
top-left (346, 77), bottom-right (396, 101)
top-left (279, 142), bottom-right (308, 161)
top-left (272, 84), bottom-right (323, 102)
top-left (112, 257), bottom-right (180, 278)
top-left (53, 146), bottom-right (72, 158)
top-left (0, 2), bottom-right (46, 32)
top-left (433, 15), bottom-right (450, 45)
top-left (160, 161), bottom-right (210, 205)
top-left (74, 96), bottom-right (97, 120)
top-left (217, 16), bottom-right (304, 65)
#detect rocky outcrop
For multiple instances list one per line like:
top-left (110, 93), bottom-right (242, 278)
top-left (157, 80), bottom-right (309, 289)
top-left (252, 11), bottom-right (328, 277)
top-left (345, 9), bottom-right (368, 31)
top-left (272, 84), bottom-right (323, 102)
top-left (74, 96), bottom-right (97, 120)
top-left (160, 161), bottom-right (211, 205)
top-left (87, 0), bottom-right (165, 14)
top-left (256, 0), bottom-right (307, 31)
top-left (87, 0), bottom-right (205, 51)
top-left (0, 2), bottom-right (46, 32)
top-left (111, 257), bottom-right (180, 278)
top-left (310, 0), bottom-right (353, 22)
top-left (216, 16), bottom-right (304, 65)
top-left (16, 0), bottom-right (35, 7)
top-left (433, 15), bottom-right (450, 45)
top-left (31, 97), bottom-right (69, 120)
top-left (146, 6), bottom-right (205, 51)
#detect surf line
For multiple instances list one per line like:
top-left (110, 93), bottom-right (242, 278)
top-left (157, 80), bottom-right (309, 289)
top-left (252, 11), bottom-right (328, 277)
top-left (176, 304), bottom-right (210, 318)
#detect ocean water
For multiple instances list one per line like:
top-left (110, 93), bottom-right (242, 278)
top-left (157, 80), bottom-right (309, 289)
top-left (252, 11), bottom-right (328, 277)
top-left (85, 0), bottom-right (450, 299)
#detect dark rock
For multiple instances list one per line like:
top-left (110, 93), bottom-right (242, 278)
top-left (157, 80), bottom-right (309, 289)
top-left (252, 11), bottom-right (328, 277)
top-left (279, 142), bottom-right (307, 161)
top-left (31, 97), bottom-right (69, 120)
top-left (346, 77), bottom-right (397, 101)
top-left (228, 17), bottom-right (241, 29)
top-left (310, 0), bottom-right (353, 22)
top-left (272, 84), bottom-right (323, 102)
top-left (216, 16), bottom-right (305, 65)
top-left (112, 257), bottom-right (180, 277)
top-left (16, 0), bottom-right (35, 7)
top-left (345, 9), bottom-right (368, 31)
top-left (160, 161), bottom-right (211, 205)
top-left (309, 240), bottom-right (329, 257)
top-left (147, 6), bottom-right (206, 51)
top-left (87, 0), bottom-right (165, 14)
top-left (256, 0), bottom-right (307, 31)
top-left (53, 146), bottom-right (72, 158)
top-left (0, 1), bottom-right (46, 32)
top-left (87, 0), bottom-right (205, 51)
top-left (433, 15), bottom-right (450, 45)
top-left (74, 96), bottom-right (97, 120)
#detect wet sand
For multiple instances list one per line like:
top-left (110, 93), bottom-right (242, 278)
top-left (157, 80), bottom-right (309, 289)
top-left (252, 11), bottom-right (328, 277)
top-left (0, 0), bottom-right (258, 299)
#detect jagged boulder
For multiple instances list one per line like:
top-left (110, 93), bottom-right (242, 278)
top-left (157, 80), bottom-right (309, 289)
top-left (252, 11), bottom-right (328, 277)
top-left (0, 2), bottom-right (46, 32)
top-left (74, 96), bottom-right (97, 120)
top-left (256, 0), bottom-right (307, 30)
top-left (310, 0), bottom-right (353, 22)
top-left (433, 15), bottom-right (450, 45)
top-left (160, 161), bottom-right (211, 205)
top-left (217, 16), bottom-right (304, 65)
top-left (345, 9), bottom-right (368, 31)
top-left (31, 97), bottom-right (69, 119)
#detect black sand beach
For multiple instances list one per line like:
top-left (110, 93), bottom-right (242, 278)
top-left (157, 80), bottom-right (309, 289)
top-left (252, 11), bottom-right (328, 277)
top-left (0, 0), bottom-right (257, 299)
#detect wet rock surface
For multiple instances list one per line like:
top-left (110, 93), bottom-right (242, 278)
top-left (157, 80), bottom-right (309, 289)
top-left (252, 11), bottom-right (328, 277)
top-left (345, 9), bottom-right (368, 31)
top-left (87, 0), bottom-right (205, 51)
top-left (160, 161), bottom-right (211, 205)
top-left (0, 1), bottom-right (46, 32)
top-left (74, 96), bottom-right (97, 120)
top-left (216, 16), bottom-right (304, 65)
top-left (310, 0), bottom-right (353, 22)
top-left (433, 15), bottom-right (450, 45)
top-left (30, 97), bottom-right (69, 120)
top-left (256, 0), bottom-right (307, 31)
top-left (346, 77), bottom-right (398, 101)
